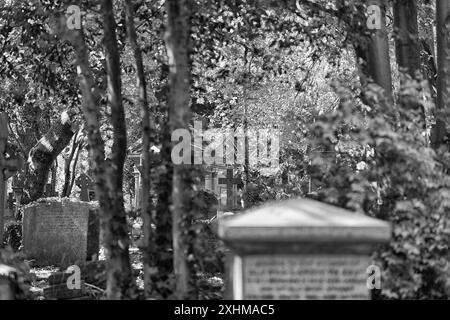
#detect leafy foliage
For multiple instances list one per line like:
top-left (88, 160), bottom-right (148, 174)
top-left (309, 76), bottom-right (450, 299)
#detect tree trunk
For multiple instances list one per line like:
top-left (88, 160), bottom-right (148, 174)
top-left (431, 0), bottom-right (450, 148)
top-left (366, 0), bottom-right (393, 101)
top-left (26, 111), bottom-right (75, 202)
top-left (65, 9), bottom-right (134, 298)
top-left (50, 160), bottom-right (57, 194)
top-left (154, 125), bottom-right (173, 297)
top-left (62, 129), bottom-right (79, 197)
top-left (337, 0), bottom-right (392, 102)
top-left (393, 0), bottom-right (426, 126)
top-left (100, 0), bottom-right (135, 299)
top-left (393, 0), bottom-right (421, 77)
top-left (124, 0), bottom-right (154, 298)
top-left (67, 142), bottom-right (82, 196)
top-left (420, 2), bottom-right (437, 98)
top-left (165, 0), bottom-right (193, 298)
top-left (0, 113), bottom-right (8, 245)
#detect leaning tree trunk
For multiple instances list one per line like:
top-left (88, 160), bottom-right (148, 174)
top-left (26, 111), bottom-right (76, 202)
top-left (393, 0), bottom-right (421, 77)
top-left (165, 0), bottom-right (193, 299)
top-left (63, 3), bottom-right (135, 298)
top-left (431, 0), bottom-right (450, 148)
top-left (124, 0), bottom-right (155, 298)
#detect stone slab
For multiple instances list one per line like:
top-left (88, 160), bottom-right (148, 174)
top-left (23, 198), bottom-right (99, 266)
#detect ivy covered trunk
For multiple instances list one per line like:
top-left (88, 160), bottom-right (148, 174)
top-left (393, 0), bottom-right (426, 125)
top-left (165, 0), bottom-right (193, 299)
top-left (100, 0), bottom-right (135, 299)
top-left (393, 0), bottom-right (421, 77)
top-left (124, 0), bottom-right (154, 298)
top-left (65, 1), bottom-right (135, 299)
top-left (153, 126), bottom-right (174, 298)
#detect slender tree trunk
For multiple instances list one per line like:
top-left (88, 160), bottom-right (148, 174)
top-left (0, 113), bottom-right (8, 245)
top-left (68, 142), bottom-right (82, 196)
top-left (366, 0), bottom-right (393, 101)
top-left (165, 0), bottom-right (192, 299)
top-left (101, 0), bottom-right (135, 299)
top-left (393, 0), bottom-right (421, 77)
top-left (393, 0), bottom-right (426, 126)
top-left (124, 0), bottom-right (154, 298)
top-left (337, 0), bottom-right (392, 102)
top-left (50, 160), bottom-right (57, 194)
top-left (62, 129), bottom-right (79, 197)
top-left (154, 125), bottom-right (174, 297)
top-left (65, 8), bottom-right (134, 298)
top-left (431, 0), bottom-right (450, 148)
top-left (420, 2), bottom-right (437, 97)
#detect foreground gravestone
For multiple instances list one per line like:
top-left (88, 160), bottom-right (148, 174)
top-left (23, 198), bottom-right (99, 267)
top-left (218, 198), bottom-right (391, 300)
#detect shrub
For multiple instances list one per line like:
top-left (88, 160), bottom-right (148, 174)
top-left (2, 221), bottom-right (22, 252)
top-left (308, 78), bottom-right (450, 299)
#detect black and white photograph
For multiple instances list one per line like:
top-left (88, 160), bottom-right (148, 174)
top-left (0, 0), bottom-right (448, 307)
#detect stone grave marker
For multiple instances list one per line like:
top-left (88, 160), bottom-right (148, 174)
top-left (43, 183), bottom-right (58, 198)
top-left (22, 198), bottom-right (100, 267)
top-left (218, 198), bottom-right (391, 300)
top-left (75, 173), bottom-right (94, 202)
top-left (218, 168), bottom-right (240, 211)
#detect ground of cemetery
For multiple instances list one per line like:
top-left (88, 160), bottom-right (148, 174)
top-left (24, 221), bottom-right (224, 300)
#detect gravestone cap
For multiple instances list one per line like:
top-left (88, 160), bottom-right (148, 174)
top-left (219, 198), bottom-right (391, 244)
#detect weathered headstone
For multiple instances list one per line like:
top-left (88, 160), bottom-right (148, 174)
top-left (218, 168), bottom-right (240, 211)
top-left (43, 183), bottom-right (58, 198)
top-left (219, 198), bottom-right (391, 300)
top-left (22, 198), bottom-right (100, 266)
top-left (75, 173), bottom-right (94, 202)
